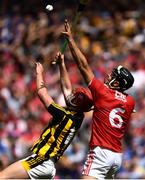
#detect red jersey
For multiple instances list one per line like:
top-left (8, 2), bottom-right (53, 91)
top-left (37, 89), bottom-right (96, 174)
top-left (88, 77), bottom-right (135, 152)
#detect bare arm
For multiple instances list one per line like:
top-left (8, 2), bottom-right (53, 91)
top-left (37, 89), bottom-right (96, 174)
top-left (35, 62), bottom-right (54, 108)
top-left (62, 20), bottom-right (94, 85)
top-left (56, 52), bottom-right (72, 102)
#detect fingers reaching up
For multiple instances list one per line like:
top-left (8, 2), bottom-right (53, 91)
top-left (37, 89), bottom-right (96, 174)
top-left (52, 52), bottom-right (64, 65)
top-left (62, 19), bottom-right (72, 40)
top-left (35, 62), bottom-right (44, 74)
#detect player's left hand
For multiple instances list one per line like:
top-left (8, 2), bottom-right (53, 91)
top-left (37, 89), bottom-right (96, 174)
top-left (35, 62), bottom-right (44, 74)
top-left (55, 52), bottom-right (64, 64)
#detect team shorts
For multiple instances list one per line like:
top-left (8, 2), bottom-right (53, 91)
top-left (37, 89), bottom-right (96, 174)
top-left (21, 154), bottom-right (56, 179)
top-left (82, 146), bottom-right (122, 179)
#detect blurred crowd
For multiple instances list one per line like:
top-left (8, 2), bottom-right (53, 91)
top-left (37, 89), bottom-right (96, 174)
top-left (0, 0), bottom-right (145, 179)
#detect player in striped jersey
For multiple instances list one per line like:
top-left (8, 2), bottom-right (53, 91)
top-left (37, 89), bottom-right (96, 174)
top-left (0, 52), bottom-right (93, 179)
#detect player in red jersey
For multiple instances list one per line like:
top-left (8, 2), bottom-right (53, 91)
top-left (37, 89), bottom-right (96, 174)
top-left (62, 20), bottom-right (135, 179)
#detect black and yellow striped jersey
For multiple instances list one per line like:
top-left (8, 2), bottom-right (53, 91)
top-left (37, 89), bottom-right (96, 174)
top-left (31, 102), bottom-right (84, 162)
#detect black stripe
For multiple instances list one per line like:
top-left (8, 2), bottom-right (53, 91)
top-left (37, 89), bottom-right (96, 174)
top-left (45, 116), bottom-right (69, 158)
top-left (34, 131), bottom-right (51, 154)
top-left (31, 116), bottom-right (60, 153)
top-left (31, 143), bottom-right (38, 152)
top-left (56, 115), bottom-right (84, 160)
top-left (31, 141), bottom-right (39, 152)
top-left (31, 124), bottom-right (50, 151)
top-left (27, 155), bottom-right (46, 169)
top-left (73, 113), bottom-right (84, 129)
top-left (40, 124), bottom-right (50, 136)
top-left (56, 127), bottom-right (76, 160)
top-left (59, 120), bottom-right (76, 150)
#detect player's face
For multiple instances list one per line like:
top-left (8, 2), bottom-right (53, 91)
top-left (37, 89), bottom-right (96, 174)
top-left (104, 73), bottom-right (120, 90)
top-left (104, 73), bottom-right (111, 86)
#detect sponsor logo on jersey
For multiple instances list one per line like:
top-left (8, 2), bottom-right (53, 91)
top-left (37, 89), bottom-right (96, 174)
top-left (64, 128), bottom-right (75, 145)
top-left (115, 91), bottom-right (127, 102)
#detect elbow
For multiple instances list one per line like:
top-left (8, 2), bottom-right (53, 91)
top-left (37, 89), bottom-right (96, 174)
top-left (37, 88), bottom-right (45, 99)
top-left (37, 91), bottom-right (42, 101)
top-left (37, 88), bottom-right (52, 107)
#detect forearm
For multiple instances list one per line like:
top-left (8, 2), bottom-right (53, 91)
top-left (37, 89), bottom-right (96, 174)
top-left (36, 72), bottom-right (46, 92)
top-left (68, 38), bottom-right (94, 84)
top-left (62, 20), bottom-right (94, 84)
top-left (58, 62), bottom-right (72, 99)
top-left (68, 38), bottom-right (88, 69)
top-left (36, 72), bottom-right (53, 107)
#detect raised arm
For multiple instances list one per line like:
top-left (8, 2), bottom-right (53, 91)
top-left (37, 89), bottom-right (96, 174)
top-left (55, 52), bottom-right (72, 102)
top-left (35, 62), bottom-right (54, 108)
top-left (62, 20), bottom-right (94, 85)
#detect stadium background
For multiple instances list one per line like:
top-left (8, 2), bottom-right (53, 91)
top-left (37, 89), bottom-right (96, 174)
top-left (0, 0), bottom-right (145, 178)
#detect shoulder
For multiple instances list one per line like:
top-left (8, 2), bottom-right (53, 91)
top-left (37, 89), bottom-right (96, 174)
top-left (126, 94), bottom-right (135, 107)
top-left (47, 102), bottom-right (68, 117)
top-left (48, 102), bottom-right (65, 111)
top-left (88, 77), bottom-right (106, 90)
top-left (120, 93), bottom-right (135, 113)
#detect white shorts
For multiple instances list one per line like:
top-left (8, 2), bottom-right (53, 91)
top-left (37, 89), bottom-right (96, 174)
top-left (21, 154), bottom-right (56, 179)
top-left (82, 146), bottom-right (122, 179)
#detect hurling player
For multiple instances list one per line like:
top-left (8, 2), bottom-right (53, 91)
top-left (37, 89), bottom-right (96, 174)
top-left (62, 20), bottom-right (135, 179)
top-left (0, 52), bottom-right (93, 179)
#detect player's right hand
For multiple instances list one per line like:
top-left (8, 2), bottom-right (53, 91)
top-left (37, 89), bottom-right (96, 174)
top-left (55, 52), bottom-right (64, 65)
top-left (35, 62), bottom-right (44, 74)
top-left (62, 19), bottom-right (73, 40)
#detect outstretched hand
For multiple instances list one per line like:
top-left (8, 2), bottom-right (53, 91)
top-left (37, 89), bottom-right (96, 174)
top-left (35, 62), bottom-right (44, 74)
top-left (62, 20), bottom-right (73, 40)
top-left (55, 52), bottom-right (64, 65)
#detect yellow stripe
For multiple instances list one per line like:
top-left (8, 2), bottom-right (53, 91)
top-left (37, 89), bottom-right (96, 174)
top-left (41, 128), bottom-right (51, 139)
top-left (38, 127), bottom-right (56, 156)
top-left (21, 160), bottom-right (30, 171)
top-left (32, 128), bottom-right (51, 153)
top-left (49, 119), bottom-right (73, 157)
top-left (52, 102), bottom-right (76, 115)
top-left (38, 136), bottom-right (55, 156)
top-left (52, 102), bottom-right (67, 113)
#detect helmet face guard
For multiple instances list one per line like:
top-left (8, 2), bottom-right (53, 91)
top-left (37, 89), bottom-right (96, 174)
top-left (108, 65), bottom-right (134, 91)
top-left (66, 93), bottom-right (83, 109)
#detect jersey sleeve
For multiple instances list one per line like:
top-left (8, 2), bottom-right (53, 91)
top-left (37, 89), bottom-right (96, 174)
top-left (47, 103), bottom-right (66, 124)
top-left (127, 95), bottom-right (135, 114)
top-left (88, 77), bottom-right (106, 100)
